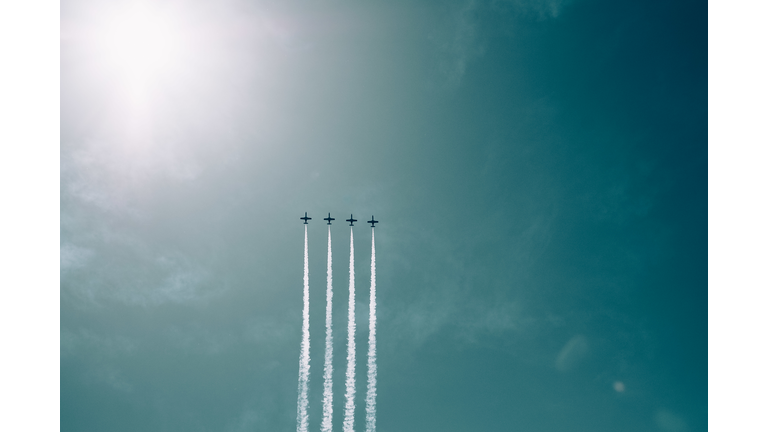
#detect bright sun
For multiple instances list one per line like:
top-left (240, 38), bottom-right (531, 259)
top-left (88, 2), bottom-right (192, 100)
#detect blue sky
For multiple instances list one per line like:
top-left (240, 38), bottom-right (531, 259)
top-left (2, 0), bottom-right (748, 430)
top-left (57, 1), bottom-right (708, 431)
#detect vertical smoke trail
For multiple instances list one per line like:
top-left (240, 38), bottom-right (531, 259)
top-left (296, 225), bottom-right (311, 432)
top-left (343, 228), bottom-right (356, 432)
top-left (321, 226), bottom-right (334, 432)
top-left (365, 228), bottom-right (377, 432)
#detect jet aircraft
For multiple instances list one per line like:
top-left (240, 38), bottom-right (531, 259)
top-left (300, 212), bottom-right (311, 224)
top-left (324, 213), bottom-right (335, 225)
top-left (346, 214), bottom-right (357, 226)
top-left (367, 216), bottom-right (379, 227)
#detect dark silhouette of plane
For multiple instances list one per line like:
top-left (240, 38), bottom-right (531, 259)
top-left (324, 213), bottom-right (335, 225)
top-left (300, 212), bottom-right (311, 224)
top-left (367, 216), bottom-right (379, 227)
top-left (346, 214), bottom-right (357, 226)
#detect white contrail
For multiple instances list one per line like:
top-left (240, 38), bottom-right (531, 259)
top-left (365, 228), bottom-right (377, 432)
top-left (296, 225), bottom-right (311, 432)
top-left (321, 225), bottom-right (334, 432)
top-left (343, 227), bottom-right (356, 432)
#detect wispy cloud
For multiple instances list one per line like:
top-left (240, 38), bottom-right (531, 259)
top-left (431, 0), bottom-right (484, 88)
top-left (457, 301), bottom-right (529, 341)
top-left (385, 277), bottom-right (462, 347)
top-left (60, 243), bottom-right (94, 271)
top-left (60, 328), bottom-right (139, 358)
top-left (61, 329), bottom-right (138, 392)
top-left (61, 237), bottom-right (219, 308)
top-left (430, 0), bottom-right (574, 88)
top-left (164, 325), bottom-right (238, 356)
top-left (61, 141), bottom-right (204, 217)
top-left (90, 365), bottom-right (134, 392)
top-left (654, 409), bottom-right (689, 432)
top-left (555, 334), bottom-right (589, 372)
top-left (495, 0), bottom-right (574, 20)
top-left (227, 409), bottom-right (263, 432)
top-left (382, 208), bottom-right (555, 352)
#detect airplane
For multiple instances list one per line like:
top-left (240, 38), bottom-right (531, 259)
top-left (346, 214), bottom-right (357, 226)
top-left (300, 212), bottom-right (311, 224)
top-left (323, 213), bottom-right (335, 225)
top-left (367, 216), bottom-right (379, 227)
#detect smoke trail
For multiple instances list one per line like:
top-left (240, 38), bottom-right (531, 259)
top-left (365, 228), bottom-right (377, 432)
top-left (296, 225), bottom-right (311, 432)
top-left (321, 226), bottom-right (334, 432)
top-left (343, 228), bottom-right (356, 432)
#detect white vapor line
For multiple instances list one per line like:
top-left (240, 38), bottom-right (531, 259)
top-left (343, 227), bottom-right (356, 432)
top-left (296, 225), bottom-right (311, 432)
top-left (321, 225), bottom-right (334, 432)
top-left (365, 228), bottom-right (377, 432)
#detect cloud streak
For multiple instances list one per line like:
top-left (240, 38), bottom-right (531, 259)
top-left (365, 228), bottom-right (377, 432)
top-left (343, 228), bottom-right (356, 432)
top-left (295, 225), bottom-right (311, 432)
top-left (321, 226), bottom-right (334, 432)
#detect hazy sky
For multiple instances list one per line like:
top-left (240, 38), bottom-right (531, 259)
top-left (60, 0), bottom-right (707, 431)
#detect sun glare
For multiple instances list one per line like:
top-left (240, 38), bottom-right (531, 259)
top-left (71, 1), bottom-right (246, 153)
top-left (90, 2), bottom-right (192, 99)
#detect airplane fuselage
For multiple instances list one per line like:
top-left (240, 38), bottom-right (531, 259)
top-left (367, 215), bottom-right (379, 227)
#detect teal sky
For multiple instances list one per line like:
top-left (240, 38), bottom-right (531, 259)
top-left (61, 0), bottom-right (706, 431)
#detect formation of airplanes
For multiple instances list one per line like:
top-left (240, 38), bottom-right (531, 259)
top-left (301, 212), bottom-right (380, 227)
